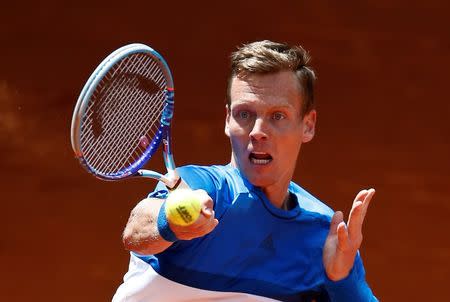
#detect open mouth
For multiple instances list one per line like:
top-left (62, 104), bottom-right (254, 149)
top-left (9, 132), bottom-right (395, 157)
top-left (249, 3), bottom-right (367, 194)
top-left (249, 152), bottom-right (273, 165)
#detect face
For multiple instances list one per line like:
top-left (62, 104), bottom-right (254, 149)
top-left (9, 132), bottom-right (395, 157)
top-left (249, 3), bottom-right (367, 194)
top-left (225, 70), bottom-right (316, 191)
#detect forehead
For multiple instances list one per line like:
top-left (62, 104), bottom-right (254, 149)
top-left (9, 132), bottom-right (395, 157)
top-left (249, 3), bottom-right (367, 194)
top-left (229, 71), bottom-right (303, 110)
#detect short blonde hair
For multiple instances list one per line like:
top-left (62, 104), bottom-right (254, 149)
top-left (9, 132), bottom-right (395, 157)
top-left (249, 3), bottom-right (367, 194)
top-left (227, 40), bottom-right (316, 116)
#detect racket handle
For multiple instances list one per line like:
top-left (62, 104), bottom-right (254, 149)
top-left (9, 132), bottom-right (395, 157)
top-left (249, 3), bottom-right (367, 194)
top-left (137, 169), bottom-right (191, 191)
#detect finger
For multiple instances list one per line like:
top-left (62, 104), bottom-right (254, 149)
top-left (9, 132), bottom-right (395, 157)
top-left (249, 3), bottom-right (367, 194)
top-left (353, 189), bottom-right (368, 206)
top-left (194, 217), bottom-right (219, 235)
top-left (337, 221), bottom-right (351, 252)
top-left (347, 200), bottom-right (364, 241)
top-left (187, 208), bottom-right (215, 231)
top-left (347, 188), bottom-right (373, 236)
top-left (348, 188), bottom-right (376, 239)
top-left (328, 211), bottom-right (344, 236)
top-left (179, 216), bottom-right (219, 239)
top-left (195, 189), bottom-right (212, 203)
top-left (201, 200), bottom-right (214, 217)
top-left (195, 190), bottom-right (214, 217)
top-left (360, 188), bottom-right (375, 220)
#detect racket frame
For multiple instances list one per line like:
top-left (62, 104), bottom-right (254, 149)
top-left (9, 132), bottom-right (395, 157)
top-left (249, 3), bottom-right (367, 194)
top-left (71, 43), bottom-right (180, 188)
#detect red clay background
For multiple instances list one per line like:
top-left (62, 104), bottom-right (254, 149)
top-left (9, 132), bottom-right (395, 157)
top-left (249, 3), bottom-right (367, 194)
top-left (1, 1), bottom-right (449, 301)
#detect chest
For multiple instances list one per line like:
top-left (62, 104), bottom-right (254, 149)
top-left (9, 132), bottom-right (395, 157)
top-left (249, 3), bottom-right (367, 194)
top-left (166, 194), bottom-right (328, 285)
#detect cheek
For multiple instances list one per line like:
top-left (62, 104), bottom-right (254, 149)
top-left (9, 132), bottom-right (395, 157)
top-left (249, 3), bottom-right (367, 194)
top-left (278, 130), bottom-right (303, 153)
top-left (227, 121), bottom-right (248, 138)
top-left (229, 133), bottom-right (246, 151)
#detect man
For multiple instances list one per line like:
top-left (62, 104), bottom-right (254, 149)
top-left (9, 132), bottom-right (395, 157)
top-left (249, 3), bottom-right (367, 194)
top-left (113, 40), bottom-right (377, 301)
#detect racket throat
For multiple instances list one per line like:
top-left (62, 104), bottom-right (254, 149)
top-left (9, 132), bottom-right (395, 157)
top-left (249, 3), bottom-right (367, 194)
top-left (161, 172), bottom-right (182, 190)
top-left (136, 169), bottom-right (181, 190)
top-left (161, 138), bottom-right (180, 189)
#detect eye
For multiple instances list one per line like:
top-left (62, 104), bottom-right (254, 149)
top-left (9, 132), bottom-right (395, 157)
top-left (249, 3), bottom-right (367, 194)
top-left (272, 112), bottom-right (286, 121)
top-left (238, 110), bottom-right (250, 119)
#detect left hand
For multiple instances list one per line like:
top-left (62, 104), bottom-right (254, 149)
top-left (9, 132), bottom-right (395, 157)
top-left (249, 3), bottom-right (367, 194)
top-left (323, 188), bottom-right (376, 281)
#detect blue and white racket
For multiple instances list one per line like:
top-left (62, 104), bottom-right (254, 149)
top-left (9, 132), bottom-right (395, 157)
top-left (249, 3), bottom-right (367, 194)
top-left (71, 43), bottom-right (182, 189)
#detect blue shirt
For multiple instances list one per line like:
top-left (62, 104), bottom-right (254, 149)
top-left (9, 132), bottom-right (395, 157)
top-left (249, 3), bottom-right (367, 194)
top-left (138, 164), bottom-right (377, 302)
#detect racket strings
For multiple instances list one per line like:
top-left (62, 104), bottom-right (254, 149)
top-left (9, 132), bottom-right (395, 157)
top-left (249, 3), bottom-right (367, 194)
top-left (111, 60), bottom-right (167, 170)
top-left (82, 56), bottom-right (151, 170)
top-left (94, 58), bottom-right (158, 169)
top-left (86, 72), bottom-right (164, 173)
top-left (107, 72), bottom-right (166, 172)
top-left (90, 57), bottom-right (164, 173)
top-left (81, 53), bottom-right (169, 175)
top-left (81, 54), bottom-right (148, 135)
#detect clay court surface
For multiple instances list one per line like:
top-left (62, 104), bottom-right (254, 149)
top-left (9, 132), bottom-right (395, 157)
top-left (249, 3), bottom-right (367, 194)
top-left (1, 2), bottom-right (449, 301)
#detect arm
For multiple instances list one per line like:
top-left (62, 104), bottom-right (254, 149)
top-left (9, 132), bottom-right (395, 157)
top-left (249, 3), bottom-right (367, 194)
top-left (122, 189), bottom-right (219, 255)
top-left (324, 253), bottom-right (378, 302)
top-left (322, 188), bottom-right (377, 301)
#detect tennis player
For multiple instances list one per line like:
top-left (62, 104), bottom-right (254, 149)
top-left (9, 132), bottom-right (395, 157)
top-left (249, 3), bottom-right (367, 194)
top-left (113, 40), bottom-right (377, 301)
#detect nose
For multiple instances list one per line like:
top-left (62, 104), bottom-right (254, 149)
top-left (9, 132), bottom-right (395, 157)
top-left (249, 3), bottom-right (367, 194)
top-left (249, 117), bottom-right (268, 141)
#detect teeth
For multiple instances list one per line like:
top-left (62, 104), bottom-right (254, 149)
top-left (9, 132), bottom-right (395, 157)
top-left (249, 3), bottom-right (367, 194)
top-left (249, 151), bottom-right (272, 165)
top-left (250, 158), bottom-right (271, 165)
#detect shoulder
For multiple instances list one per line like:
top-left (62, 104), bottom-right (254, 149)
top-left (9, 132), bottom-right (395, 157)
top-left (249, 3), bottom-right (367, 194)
top-left (289, 182), bottom-right (334, 221)
top-left (176, 164), bottom-right (245, 201)
top-left (177, 164), bottom-right (234, 186)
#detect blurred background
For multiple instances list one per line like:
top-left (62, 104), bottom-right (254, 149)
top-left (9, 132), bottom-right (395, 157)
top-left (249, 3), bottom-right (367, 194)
top-left (1, 1), bottom-right (449, 301)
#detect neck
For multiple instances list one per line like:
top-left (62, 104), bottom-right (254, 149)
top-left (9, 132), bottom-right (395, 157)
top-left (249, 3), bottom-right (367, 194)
top-left (229, 156), bottom-right (292, 210)
top-left (261, 185), bottom-right (291, 210)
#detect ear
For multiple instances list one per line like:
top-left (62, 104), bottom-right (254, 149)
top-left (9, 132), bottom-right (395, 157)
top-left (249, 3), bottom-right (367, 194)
top-left (302, 110), bottom-right (316, 143)
top-left (224, 104), bottom-right (231, 137)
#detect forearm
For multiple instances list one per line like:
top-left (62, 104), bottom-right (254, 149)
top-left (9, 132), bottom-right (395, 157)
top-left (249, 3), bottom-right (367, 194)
top-left (122, 198), bottom-right (173, 255)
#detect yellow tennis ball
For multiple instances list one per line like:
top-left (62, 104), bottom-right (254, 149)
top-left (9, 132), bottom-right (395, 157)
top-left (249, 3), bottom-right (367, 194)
top-left (165, 189), bottom-right (202, 226)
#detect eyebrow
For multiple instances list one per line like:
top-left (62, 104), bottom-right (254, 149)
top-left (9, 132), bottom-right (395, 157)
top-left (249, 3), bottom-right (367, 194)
top-left (231, 101), bottom-right (295, 110)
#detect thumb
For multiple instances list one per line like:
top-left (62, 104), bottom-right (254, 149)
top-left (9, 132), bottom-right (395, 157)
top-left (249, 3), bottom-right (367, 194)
top-left (194, 190), bottom-right (214, 217)
top-left (201, 201), bottom-right (214, 217)
top-left (329, 211), bottom-right (344, 236)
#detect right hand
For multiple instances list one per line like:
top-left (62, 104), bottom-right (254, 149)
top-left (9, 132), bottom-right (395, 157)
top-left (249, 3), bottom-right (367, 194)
top-left (167, 189), bottom-right (219, 240)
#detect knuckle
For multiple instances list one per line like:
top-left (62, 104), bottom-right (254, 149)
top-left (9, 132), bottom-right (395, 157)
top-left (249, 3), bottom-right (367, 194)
top-left (195, 189), bottom-right (208, 196)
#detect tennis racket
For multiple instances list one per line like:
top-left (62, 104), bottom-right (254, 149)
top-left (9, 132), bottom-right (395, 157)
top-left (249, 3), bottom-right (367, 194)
top-left (70, 43), bottom-right (184, 190)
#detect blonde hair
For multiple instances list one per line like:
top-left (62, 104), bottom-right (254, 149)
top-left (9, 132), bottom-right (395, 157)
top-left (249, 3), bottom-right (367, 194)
top-left (227, 40), bottom-right (316, 116)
